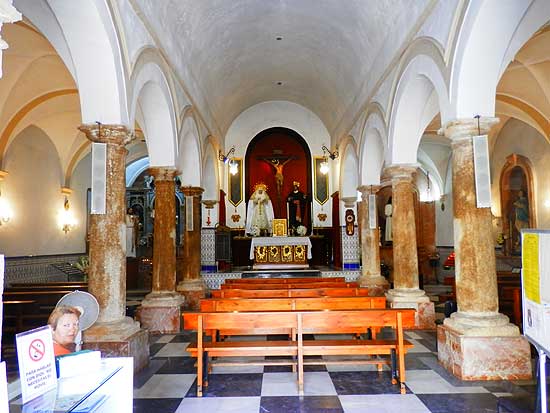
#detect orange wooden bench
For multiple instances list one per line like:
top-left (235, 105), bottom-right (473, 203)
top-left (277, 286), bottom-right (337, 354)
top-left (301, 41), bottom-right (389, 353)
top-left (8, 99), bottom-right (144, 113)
top-left (211, 286), bottom-right (370, 298)
top-left (184, 308), bottom-right (415, 396)
top-left (220, 281), bottom-right (359, 289)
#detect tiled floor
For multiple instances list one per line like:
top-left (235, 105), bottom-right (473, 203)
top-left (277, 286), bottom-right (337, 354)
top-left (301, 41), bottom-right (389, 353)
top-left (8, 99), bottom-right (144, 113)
top-left (131, 330), bottom-right (547, 413)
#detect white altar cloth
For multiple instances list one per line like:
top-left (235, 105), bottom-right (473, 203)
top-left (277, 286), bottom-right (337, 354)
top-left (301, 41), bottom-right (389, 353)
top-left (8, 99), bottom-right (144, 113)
top-left (249, 236), bottom-right (313, 259)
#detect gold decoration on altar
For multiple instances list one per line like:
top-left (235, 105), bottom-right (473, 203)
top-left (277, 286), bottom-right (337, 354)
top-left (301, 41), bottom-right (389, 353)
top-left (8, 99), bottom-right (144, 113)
top-left (282, 245), bottom-right (293, 262)
top-left (294, 245), bottom-right (306, 261)
top-left (268, 246), bottom-right (281, 262)
top-left (255, 246), bottom-right (268, 262)
top-left (272, 218), bottom-right (288, 237)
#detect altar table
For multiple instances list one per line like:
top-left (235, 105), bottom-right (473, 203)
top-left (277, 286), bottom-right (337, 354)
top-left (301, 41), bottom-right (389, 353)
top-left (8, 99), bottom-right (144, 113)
top-left (249, 236), bottom-right (312, 269)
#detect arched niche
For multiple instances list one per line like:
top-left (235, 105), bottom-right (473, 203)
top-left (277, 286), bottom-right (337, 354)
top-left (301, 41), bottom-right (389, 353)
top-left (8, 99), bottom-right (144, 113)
top-left (245, 127), bottom-right (311, 222)
top-left (499, 154), bottom-right (536, 256)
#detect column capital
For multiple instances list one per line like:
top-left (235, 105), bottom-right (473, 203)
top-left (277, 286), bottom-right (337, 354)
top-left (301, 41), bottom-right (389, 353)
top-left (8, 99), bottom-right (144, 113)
top-left (384, 164), bottom-right (418, 182)
top-left (441, 117), bottom-right (499, 140)
top-left (181, 186), bottom-right (204, 197)
top-left (149, 167), bottom-right (179, 181)
top-left (78, 123), bottom-right (134, 146)
top-left (357, 185), bottom-right (380, 199)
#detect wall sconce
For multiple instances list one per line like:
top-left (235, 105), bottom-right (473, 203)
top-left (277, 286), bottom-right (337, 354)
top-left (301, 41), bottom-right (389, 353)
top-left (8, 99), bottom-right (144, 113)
top-left (219, 147), bottom-right (238, 175)
top-left (0, 187), bottom-right (12, 225)
top-left (320, 145), bottom-right (339, 175)
top-left (59, 196), bottom-right (77, 234)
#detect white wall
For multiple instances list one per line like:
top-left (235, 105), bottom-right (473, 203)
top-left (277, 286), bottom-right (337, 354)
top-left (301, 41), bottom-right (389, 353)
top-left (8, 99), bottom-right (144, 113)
top-left (0, 126), bottom-right (88, 256)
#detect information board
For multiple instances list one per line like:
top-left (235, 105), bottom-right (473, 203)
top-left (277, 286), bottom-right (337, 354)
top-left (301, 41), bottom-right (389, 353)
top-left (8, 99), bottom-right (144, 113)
top-left (16, 325), bottom-right (57, 402)
top-left (521, 230), bottom-right (550, 355)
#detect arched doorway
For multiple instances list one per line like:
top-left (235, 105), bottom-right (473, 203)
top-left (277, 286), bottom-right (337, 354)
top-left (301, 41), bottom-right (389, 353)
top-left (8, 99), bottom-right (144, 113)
top-left (500, 154), bottom-right (536, 256)
top-left (245, 127), bottom-right (312, 229)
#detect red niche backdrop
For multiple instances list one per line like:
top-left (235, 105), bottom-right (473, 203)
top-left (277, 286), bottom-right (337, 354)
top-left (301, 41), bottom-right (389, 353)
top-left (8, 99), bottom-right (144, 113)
top-left (245, 127), bottom-right (311, 223)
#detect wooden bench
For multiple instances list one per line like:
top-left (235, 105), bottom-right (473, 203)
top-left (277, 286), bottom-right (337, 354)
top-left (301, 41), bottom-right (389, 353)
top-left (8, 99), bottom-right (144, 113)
top-left (211, 286), bottom-right (370, 298)
top-left (221, 281), bottom-right (359, 289)
top-left (184, 308), bottom-right (415, 396)
top-left (224, 276), bottom-right (345, 284)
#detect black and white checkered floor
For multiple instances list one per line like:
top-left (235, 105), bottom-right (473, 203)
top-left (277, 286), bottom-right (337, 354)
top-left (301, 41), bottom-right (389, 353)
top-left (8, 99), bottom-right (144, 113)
top-left (131, 330), bottom-right (546, 413)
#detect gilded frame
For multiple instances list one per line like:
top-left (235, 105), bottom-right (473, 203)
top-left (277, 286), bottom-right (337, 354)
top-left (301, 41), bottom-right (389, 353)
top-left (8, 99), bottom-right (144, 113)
top-left (272, 218), bottom-right (288, 237)
top-left (228, 158), bottom-right (243, 207)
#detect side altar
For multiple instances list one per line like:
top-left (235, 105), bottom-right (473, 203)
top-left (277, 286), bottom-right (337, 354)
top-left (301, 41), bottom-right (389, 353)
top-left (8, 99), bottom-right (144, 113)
top-left (250, 236), bottom-right (312, 269)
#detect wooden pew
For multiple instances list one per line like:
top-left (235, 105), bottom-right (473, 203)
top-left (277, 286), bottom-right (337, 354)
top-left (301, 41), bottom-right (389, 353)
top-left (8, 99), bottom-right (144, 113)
top-left (8, 281), bottom-right (88, 288)
top-left (224, 277), bottom-right (345, 284)
top-left (184, 308), bottom-right (415, 396)
top-left (221, 281), bottom-right (359, 289)
top-left (211, 286), bottom-right (370, 298)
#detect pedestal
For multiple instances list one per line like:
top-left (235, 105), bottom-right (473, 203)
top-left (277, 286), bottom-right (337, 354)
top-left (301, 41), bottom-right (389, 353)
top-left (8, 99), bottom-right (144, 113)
top-left (437, 323), bottom-right (532, 380)
top-left (177, 279), bottom-right (207, 311)
top-left (386, 289), bottom-right (435, 329)
top-left (137, 292), bottom-right (184, 334)
top-left (83, 318), bottom-right (149, 372)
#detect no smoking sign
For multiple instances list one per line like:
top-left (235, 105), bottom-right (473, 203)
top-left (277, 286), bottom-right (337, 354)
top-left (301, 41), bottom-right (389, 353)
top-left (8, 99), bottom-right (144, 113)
top-left (28, 339), bottom-right (46, 362)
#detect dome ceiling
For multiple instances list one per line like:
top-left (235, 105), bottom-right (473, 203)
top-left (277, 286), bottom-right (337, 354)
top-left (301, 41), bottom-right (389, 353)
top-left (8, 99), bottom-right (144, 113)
top-left (132, 0), bottom-right (431, 136)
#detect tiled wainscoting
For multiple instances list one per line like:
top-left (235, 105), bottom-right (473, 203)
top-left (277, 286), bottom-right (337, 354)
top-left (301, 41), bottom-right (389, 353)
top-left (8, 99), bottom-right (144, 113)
top-left (4, 253), bottom-right (85, 286)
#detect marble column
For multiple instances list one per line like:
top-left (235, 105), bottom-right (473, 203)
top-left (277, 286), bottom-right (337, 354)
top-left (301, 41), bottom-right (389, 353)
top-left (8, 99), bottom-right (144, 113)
top-left (384, 165), bottom-right (435, 328)
top-left (137, 167), bottom-right (184, 333)
top-left (438, 118), bottom-right (531, 380)
top-left (177, 186), bottom-right (207, 310)
top-left (78, 123), bottom-right (148, 372)
top-left (357, 186), bottom-right (389, 296)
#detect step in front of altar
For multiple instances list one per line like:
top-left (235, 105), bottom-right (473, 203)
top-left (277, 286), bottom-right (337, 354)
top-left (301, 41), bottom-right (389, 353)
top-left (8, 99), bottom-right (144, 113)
top-left (241, 269), bottom-right (322, 278)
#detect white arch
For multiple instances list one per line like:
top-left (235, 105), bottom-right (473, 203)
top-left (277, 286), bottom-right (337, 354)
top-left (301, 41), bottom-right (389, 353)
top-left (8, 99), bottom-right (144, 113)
top-left (17, 0), bottom-right (130, 124)
top-left (339, 138), bottom-right (359, 201)
top-left (359, 105), bottom-right (387, 186)
top-left (178, 111), bottom-right (202, 186)
top-left (202, 141), bottom-right (219, 201)
top-left (126, 156), bottom-right (149, 187)
top-left (449, 0), bottom-right (550, 118)
top-left (417, 148), bottom-right (443, 200)
top-left (130, 60), bottom-right (177, 167)
top-left (388, 45), bottom-right (449, 165)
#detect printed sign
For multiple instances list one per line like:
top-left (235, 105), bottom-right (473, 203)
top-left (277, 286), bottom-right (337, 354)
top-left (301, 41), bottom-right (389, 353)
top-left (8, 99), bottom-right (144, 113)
top-left (16, 325), bottom-right (57, 402)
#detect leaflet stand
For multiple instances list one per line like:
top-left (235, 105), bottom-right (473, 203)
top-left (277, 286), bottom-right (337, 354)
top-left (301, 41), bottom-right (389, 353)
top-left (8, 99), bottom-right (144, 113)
top-left (521, 229), bottom-right (550, 413)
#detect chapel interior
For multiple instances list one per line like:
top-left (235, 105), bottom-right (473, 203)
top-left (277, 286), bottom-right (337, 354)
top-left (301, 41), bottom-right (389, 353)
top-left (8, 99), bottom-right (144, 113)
top-left (0, 1), bottom-right (549, 412)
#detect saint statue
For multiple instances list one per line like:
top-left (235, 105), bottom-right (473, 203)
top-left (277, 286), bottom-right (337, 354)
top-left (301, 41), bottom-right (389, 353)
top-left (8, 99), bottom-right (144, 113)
top-left (384, 197), bottom-right (393, 244)
top-left (513, 189), bottom-right (529, 251)
top-left (245, 183), bottom-right (275, 237)
top-left (125, 207), bottom-right (139, 257)
top-left (287, 181), bottom-right (308, 234)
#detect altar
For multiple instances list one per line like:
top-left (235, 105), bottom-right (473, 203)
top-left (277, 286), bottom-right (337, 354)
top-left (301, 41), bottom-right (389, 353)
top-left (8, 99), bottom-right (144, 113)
top-left (250, 236), bottom-right (312, 269)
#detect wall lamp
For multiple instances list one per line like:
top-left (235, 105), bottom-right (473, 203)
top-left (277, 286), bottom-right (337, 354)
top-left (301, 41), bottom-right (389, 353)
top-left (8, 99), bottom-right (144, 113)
top-left (0, 171), bottom-right (12, 225)
top-left (219, 147), bottom-right (238, 175)
top-left (59, 194), bottom-right (77, 234)
top-left (320, 145), bottom-right (339, 175)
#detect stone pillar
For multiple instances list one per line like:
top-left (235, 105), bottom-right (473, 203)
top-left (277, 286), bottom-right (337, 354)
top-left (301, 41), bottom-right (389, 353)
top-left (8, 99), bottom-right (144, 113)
top-left (357, 186), bottom-right (388, 296)
top-left (137, 167), bottom-right (184, 333)
top-left (78, 123), bottom-right (148, 371)
top-left (438, 118), bottom-right (531, 380)
top-left (177, 186), bottom-right (207, 309)
top-left (384, 165), bottom-right (435, 328)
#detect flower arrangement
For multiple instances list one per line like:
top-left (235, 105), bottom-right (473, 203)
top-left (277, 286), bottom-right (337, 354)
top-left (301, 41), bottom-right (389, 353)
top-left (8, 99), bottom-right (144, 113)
top-left (296, 225), bottom-right (307, 236)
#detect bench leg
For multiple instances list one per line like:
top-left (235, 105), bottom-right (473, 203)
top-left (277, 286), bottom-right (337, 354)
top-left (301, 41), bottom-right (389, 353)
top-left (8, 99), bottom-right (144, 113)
top-left (366, 328), bottom-right (372, 340)
top-left (203, 351), bottom-right (209, 388)
top-left (390, 349), bottom-right (397, 385)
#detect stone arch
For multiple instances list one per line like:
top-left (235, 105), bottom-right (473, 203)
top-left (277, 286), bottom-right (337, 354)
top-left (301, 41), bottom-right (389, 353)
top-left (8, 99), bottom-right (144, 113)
top-left (449, 0), bottom-right (550, 118)
top-left (126, 156), bottom-right (150, 188)
top-left (339, 137), bottom-right (359, 202)
top-left (130, 60), bottom-right (177, 167)
top-left (178, 110), bottom-right (202, 186)
top-left (17, 0), bottom-right (130, 124)
top-left (359, 104), bottom-right (387, 186)
top-left (388, 40), bottom-right (449, 164)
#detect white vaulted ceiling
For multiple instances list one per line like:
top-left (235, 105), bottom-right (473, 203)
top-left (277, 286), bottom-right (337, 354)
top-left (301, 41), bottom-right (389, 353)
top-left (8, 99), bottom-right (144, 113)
top-left (131, 0), bottom-right (431, 137)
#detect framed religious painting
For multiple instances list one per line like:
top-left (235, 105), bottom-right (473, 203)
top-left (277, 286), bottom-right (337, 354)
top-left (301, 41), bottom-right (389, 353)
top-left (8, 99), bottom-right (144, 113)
top-left (272, 218), bottom-right (288, 237)
top-left (313, 157), bottom-right (329, 205)
top-left (228, 158), bottom-right (243, 207)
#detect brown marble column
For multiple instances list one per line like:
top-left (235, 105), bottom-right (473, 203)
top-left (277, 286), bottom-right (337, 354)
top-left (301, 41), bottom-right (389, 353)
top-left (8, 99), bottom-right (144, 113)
top-left (437, 117), bottom-right (530, 380)
top-left (137, 167), bottom-right (184, 333)
top-left (177, 186), bottom-right (206, 309)
top-left (357, 185), bottom-right (388, 296)
top-left (78, 123), bottom-right (148, 371)
top-left (384, 165), bottom-right (435, 328)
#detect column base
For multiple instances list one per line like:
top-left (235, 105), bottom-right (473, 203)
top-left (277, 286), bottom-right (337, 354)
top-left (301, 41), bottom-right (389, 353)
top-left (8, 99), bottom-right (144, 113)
top-left (386, 288), bottom-right (435, 329)
top-left (437, 323), bottom-right (532, 380)
top-left (443, 310), bottom-right (519, 336)
top-left (177, 279), bottom-right (207, 310)
top-left (83, 317), bottom-right (149, 372)
top-left (358, 275), bottom-right (389, 296)
top-left (137, 292), bottom-right (185, 334)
